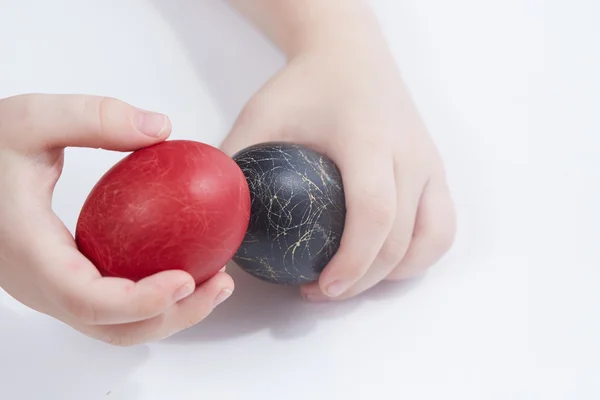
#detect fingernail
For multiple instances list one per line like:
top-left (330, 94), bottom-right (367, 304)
top-left (326, 280), bottom-right (349, 297)
top-left (174, 283), bottom-right (195, 302)
top-left (213, 288), bottom-right (233, 307)
top-left (135, 111), bottom-right (169, 137)
top-left (303, 292), bottom-right (329, 302)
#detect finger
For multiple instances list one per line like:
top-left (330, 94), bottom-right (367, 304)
top-left (0, 93), bottom-right (170, 152)
top-left (81, 272), bottom-right (234, 347)
top-left (387, 178), bottom-right (456, 280)
top-left (302, 165), bottom-right (422, 301)
top-left (40, 245), bottom-right (198, 326)
top-left (317, 151), bottom-right (396, 298)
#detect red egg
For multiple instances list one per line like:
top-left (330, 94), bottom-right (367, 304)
top-left (75, 140), bottom-right (251, 284)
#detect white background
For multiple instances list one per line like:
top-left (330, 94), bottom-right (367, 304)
top-left (0, 0), bottom-right (597, 399)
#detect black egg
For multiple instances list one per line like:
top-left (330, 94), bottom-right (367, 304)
top-left (232, 142), bottom-right (346, 285)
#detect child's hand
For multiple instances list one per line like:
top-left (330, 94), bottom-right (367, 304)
top-left (0, 94), bottom-right (234, 345)
top-left (221, 30), bottom-right (456, 301)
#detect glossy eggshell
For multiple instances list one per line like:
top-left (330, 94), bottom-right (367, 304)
top-left (75, 140), bottom-right (251, 284)
top-left (232, 142), bottom-right (346, 285)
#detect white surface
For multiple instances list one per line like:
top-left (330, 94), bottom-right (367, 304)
top-left (0, 0), bottom-right (597, 399)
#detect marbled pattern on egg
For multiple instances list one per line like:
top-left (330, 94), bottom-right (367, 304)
top-left (232, 142), bottom-right (346, 285)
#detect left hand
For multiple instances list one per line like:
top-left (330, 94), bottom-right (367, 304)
top-left (220, 35), bottom-right (456, 301)
top-left (0, 94), bottom-right (234, 345)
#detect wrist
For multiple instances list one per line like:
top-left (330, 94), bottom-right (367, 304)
top-left (283, 1), bottom-right (386, 58)
top-left (227, 0), bottom-right (388, 59)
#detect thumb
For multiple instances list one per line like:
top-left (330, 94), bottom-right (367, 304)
top-left (0, 93), bottom-right (170, 152)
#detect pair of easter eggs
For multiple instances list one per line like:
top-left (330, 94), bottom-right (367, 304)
top-left (75, 140), bottom-right (346, 286)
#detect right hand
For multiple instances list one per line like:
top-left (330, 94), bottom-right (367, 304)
top-left (0, 93), bottom-right (234, 346)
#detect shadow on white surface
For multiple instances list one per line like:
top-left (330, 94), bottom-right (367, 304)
top-left (148, 0), bottom-right (284, 126)
top-left (165, 264), bottom-right (425, 343)
top-left (0, 303), bottom-right (147, 400)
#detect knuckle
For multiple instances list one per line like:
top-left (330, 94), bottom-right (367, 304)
top-left (60, 293), bottom-right (98, 325)
top-left (157, 311), bottom-right (211, 341)
top-left (5, 94), bottom-right (38, 126)
top-left (379, 234), bottom-right (410, 265)
top-left (0, 94), bottom-right (45, 145)
top-left (329, 256), bottom-right (369, 282)
top-left (132, 293), bottom-right (167, 318)
top-left (186, 308), bottom-right (211, 329)
top-left (360, 199), bottom-right (395, 227)
top-left (430, 225), bottom-right (456, 252)
top-left (83, 96), bottom-right (110, 136)
top-left (179, 307), bottom-right (212, 333)
top-left (4, 93), bottom-right (35, 112)
top-left (184, 317), bottom-right (201, 331)
top-left (386, 267), bottom-right (411, 281)
top-left (424, 218), bottom-right (457, 253)
top-left (82, 96), bottom-right (125, 140)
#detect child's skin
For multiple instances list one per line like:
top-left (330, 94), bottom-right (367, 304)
top-left (0, 0), bottom-right (456, 346)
